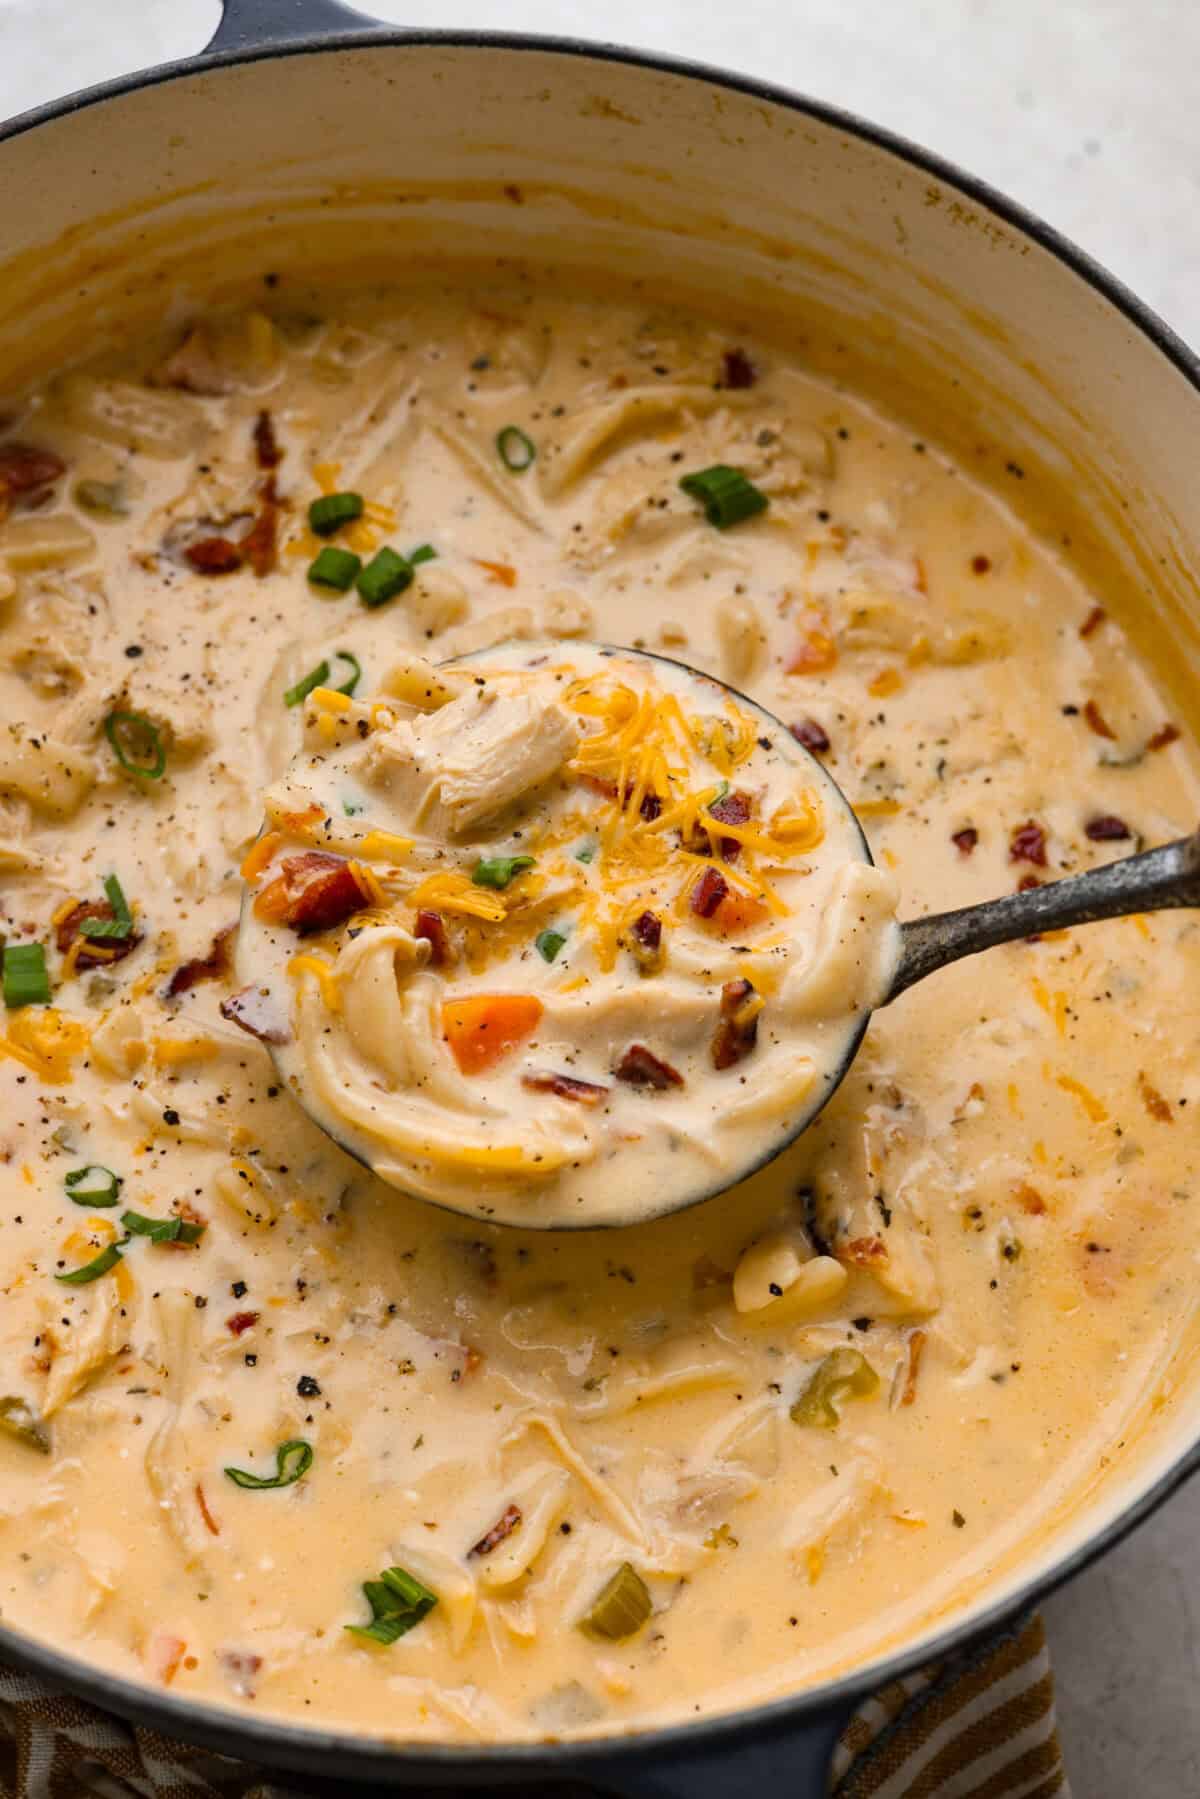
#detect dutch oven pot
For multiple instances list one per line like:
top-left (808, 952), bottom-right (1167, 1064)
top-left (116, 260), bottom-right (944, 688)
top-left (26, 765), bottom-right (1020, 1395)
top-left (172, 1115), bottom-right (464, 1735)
top-left (1, 2), bottom-right (1198, 1792)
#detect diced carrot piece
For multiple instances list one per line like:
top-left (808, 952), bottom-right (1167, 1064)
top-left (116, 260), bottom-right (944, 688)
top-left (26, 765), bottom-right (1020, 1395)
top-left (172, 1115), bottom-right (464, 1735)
top-left (442, 994), bottom-right (543, 1075)
top-left (705, 889), bottom-right (770, 936)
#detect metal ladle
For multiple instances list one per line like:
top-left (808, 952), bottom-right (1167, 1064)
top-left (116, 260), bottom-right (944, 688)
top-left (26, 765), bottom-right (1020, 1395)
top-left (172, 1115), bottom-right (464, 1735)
top-left (244, 648), bottom-right (1200, 1228)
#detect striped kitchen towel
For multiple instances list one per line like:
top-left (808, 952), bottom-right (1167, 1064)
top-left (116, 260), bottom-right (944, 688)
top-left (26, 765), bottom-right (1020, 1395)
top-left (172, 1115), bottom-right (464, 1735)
top-left (0, 1613), bottom-right (1067, 1798)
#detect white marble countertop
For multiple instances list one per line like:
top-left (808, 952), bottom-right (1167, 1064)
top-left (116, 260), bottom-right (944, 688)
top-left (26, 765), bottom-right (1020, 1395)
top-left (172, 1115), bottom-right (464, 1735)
top-left (2, 2), bottom-right (1198, 1790)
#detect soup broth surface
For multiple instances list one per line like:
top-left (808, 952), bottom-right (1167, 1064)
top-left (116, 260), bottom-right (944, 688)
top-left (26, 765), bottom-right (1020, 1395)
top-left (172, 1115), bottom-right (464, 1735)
top-left (0, 275), bottom-right (1196, 1741)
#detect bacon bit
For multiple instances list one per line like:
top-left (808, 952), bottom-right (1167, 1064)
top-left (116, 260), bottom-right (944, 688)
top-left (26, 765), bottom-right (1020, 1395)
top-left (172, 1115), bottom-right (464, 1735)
top-left (1138, 1071), bottom-right (1174, 1123)
top-left (474, 558), bottom-right (517, 587)
top-left (1085, 814), bottom-right (1131, 842)
top-left (164, 923), bottom-right (236, 998)
top-left (253, 409), bottom-right (282, 470)
top-left (899, 1330), bottom-right (927, 1407)
top-left (626, 908), bottom-right (664, 975)
top-left (711, 977), bottom-right (761, 1071)
top-left (470, 1503), bottom-right (523, 1557)
top-left (218, 1649), bottom-right (263, 1699)
top-left (1014, 1181), bottom-right (1047, 1215)
top-left (1079, 605), bottom-right (1107, 638)
top-left (690, 866), bottom-right (729, 918)
top-left (194, 1482), bottom-right (221, 1536)
top-left (254, 851), bottom-right (369, 935)
top-left (1017, 873), bottom-right (1041, 892)
top-left (0, 442), bottom-right (65, 519)
top-left (242, 475), bottom-right (279, 578)
top-left (146, 1631), bottom-right (187, 1688)
top-left (841, 1236), bottom-right (888, 1266)
top-left (522, 1069), bottom-right (609, 1106)
top-left (1148, 722), bottom-right (1181, 751)
top-left (1082, 698), bottom-right (1116, 740)
top-left (1009, 821), bottom-right (1047, 867)
top-left (55, 900), bottom-right (141, 968)
top-left (708, 788), bottom-right (751, 863)
top-left (971, 554), bottom-right (992, 576)
top-left (720, 347), bottom-right (757, 389)
top-left (786, 610), bottom-right (838, 675)
top-left (219, 984), bottom-right (289, 1045)
top-left (226, 1310), bottom-right (259, 1336)
top-left (614, 1043), bottom-right (684, 1090)
top-left (185, 535), bottom-right (243, 575)
top-left (414, 909), bottom-right (451, 967)
top-left (790, 718), bottom-right (830, 755)
top-left (951, 827), bottom-right (979, 857)
top-left (638, 788), bottom-right (662, 823)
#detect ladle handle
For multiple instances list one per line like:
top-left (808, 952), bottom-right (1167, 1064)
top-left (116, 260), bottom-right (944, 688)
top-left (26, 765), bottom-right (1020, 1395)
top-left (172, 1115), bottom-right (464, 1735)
top-left (887, 829), bottom-right (1200, 1002)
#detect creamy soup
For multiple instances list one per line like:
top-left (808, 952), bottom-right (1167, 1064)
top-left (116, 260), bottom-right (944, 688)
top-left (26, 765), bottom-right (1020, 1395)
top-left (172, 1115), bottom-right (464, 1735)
top-left (0, 278), bottom-right (1196, 1743)
top-left (237, 638), bottom-right (897, 1226)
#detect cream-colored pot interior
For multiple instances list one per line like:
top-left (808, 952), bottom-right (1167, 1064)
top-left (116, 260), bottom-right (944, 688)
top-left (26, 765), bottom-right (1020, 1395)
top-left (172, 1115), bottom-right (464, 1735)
top-left (1, 30), bottom-right (1198, 1748)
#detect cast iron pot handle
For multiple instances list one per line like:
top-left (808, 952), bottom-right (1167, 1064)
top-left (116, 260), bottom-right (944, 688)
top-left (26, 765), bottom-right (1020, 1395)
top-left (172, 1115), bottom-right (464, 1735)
top-left (206, 0), bottom-right (387, 54)
top-left (588, 1702), bottom-right (853, 1798)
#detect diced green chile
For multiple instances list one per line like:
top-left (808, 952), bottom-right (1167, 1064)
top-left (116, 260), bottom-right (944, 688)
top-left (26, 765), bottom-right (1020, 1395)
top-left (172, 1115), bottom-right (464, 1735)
top-left (225, 1438), bottom-right (313, 1490)
top-left (0, 1395), bottom-right (50, 1454)
top-left (346, 1565), bottom-right (438, 1645)
top-left (579, 1562), bottom-right (652, 1640)
top-left (789, 1348), bottom-right (879, 1429)
top-left (472, 855), bottom-right (535, 890)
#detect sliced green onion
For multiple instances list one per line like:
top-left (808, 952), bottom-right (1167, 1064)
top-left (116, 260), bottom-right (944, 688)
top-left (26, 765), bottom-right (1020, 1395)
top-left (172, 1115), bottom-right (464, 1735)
top-left (472, 855), bottom-right (535, 890)
top-left (224, 1438), bottom-right (313, 1491)
top-left (356, 546), bottom-right (413, 609)
top-left (789, 1348), bottom-right (879, 1429)
top-left (679, 464), bottom-right (768, 530)
top-left (342, 795), bottom-right (365, 817)
top-left (120, 1209), bottom-right (205, 1245)
top-left (307, 545), bottom-right (362, 591)
top-left (284, 660), bottom-right (330, 708)
top-left (0, 1395), bottom-right (50, 1454)
top-left (536, 928), bottom-right (566, 963)
top-left (64, 1164), bottom-right (123, 1207)
top-left (104, 709), bottom-right (167, 781)
top-left (346, 1565), bottom-right (438, 1646)
top-left (575, 841), bottom-right (597, 864)
top-left (407, 543), bottom-right (437, 566)
top-left (329, 650), bottom-right (362, 697)
top-left (308, 491), bottom-right (364, 536)
top-left (579, 1562), bottom-right (652, 1640)
top-left (56, 1242), bottom-right (123, 1285)
top-left (3, 943), bottom-right (49, 1010)
top-left (496, 426), bottom-right (536, 473)
top-left (79, 874), bottom-right (133, 940)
